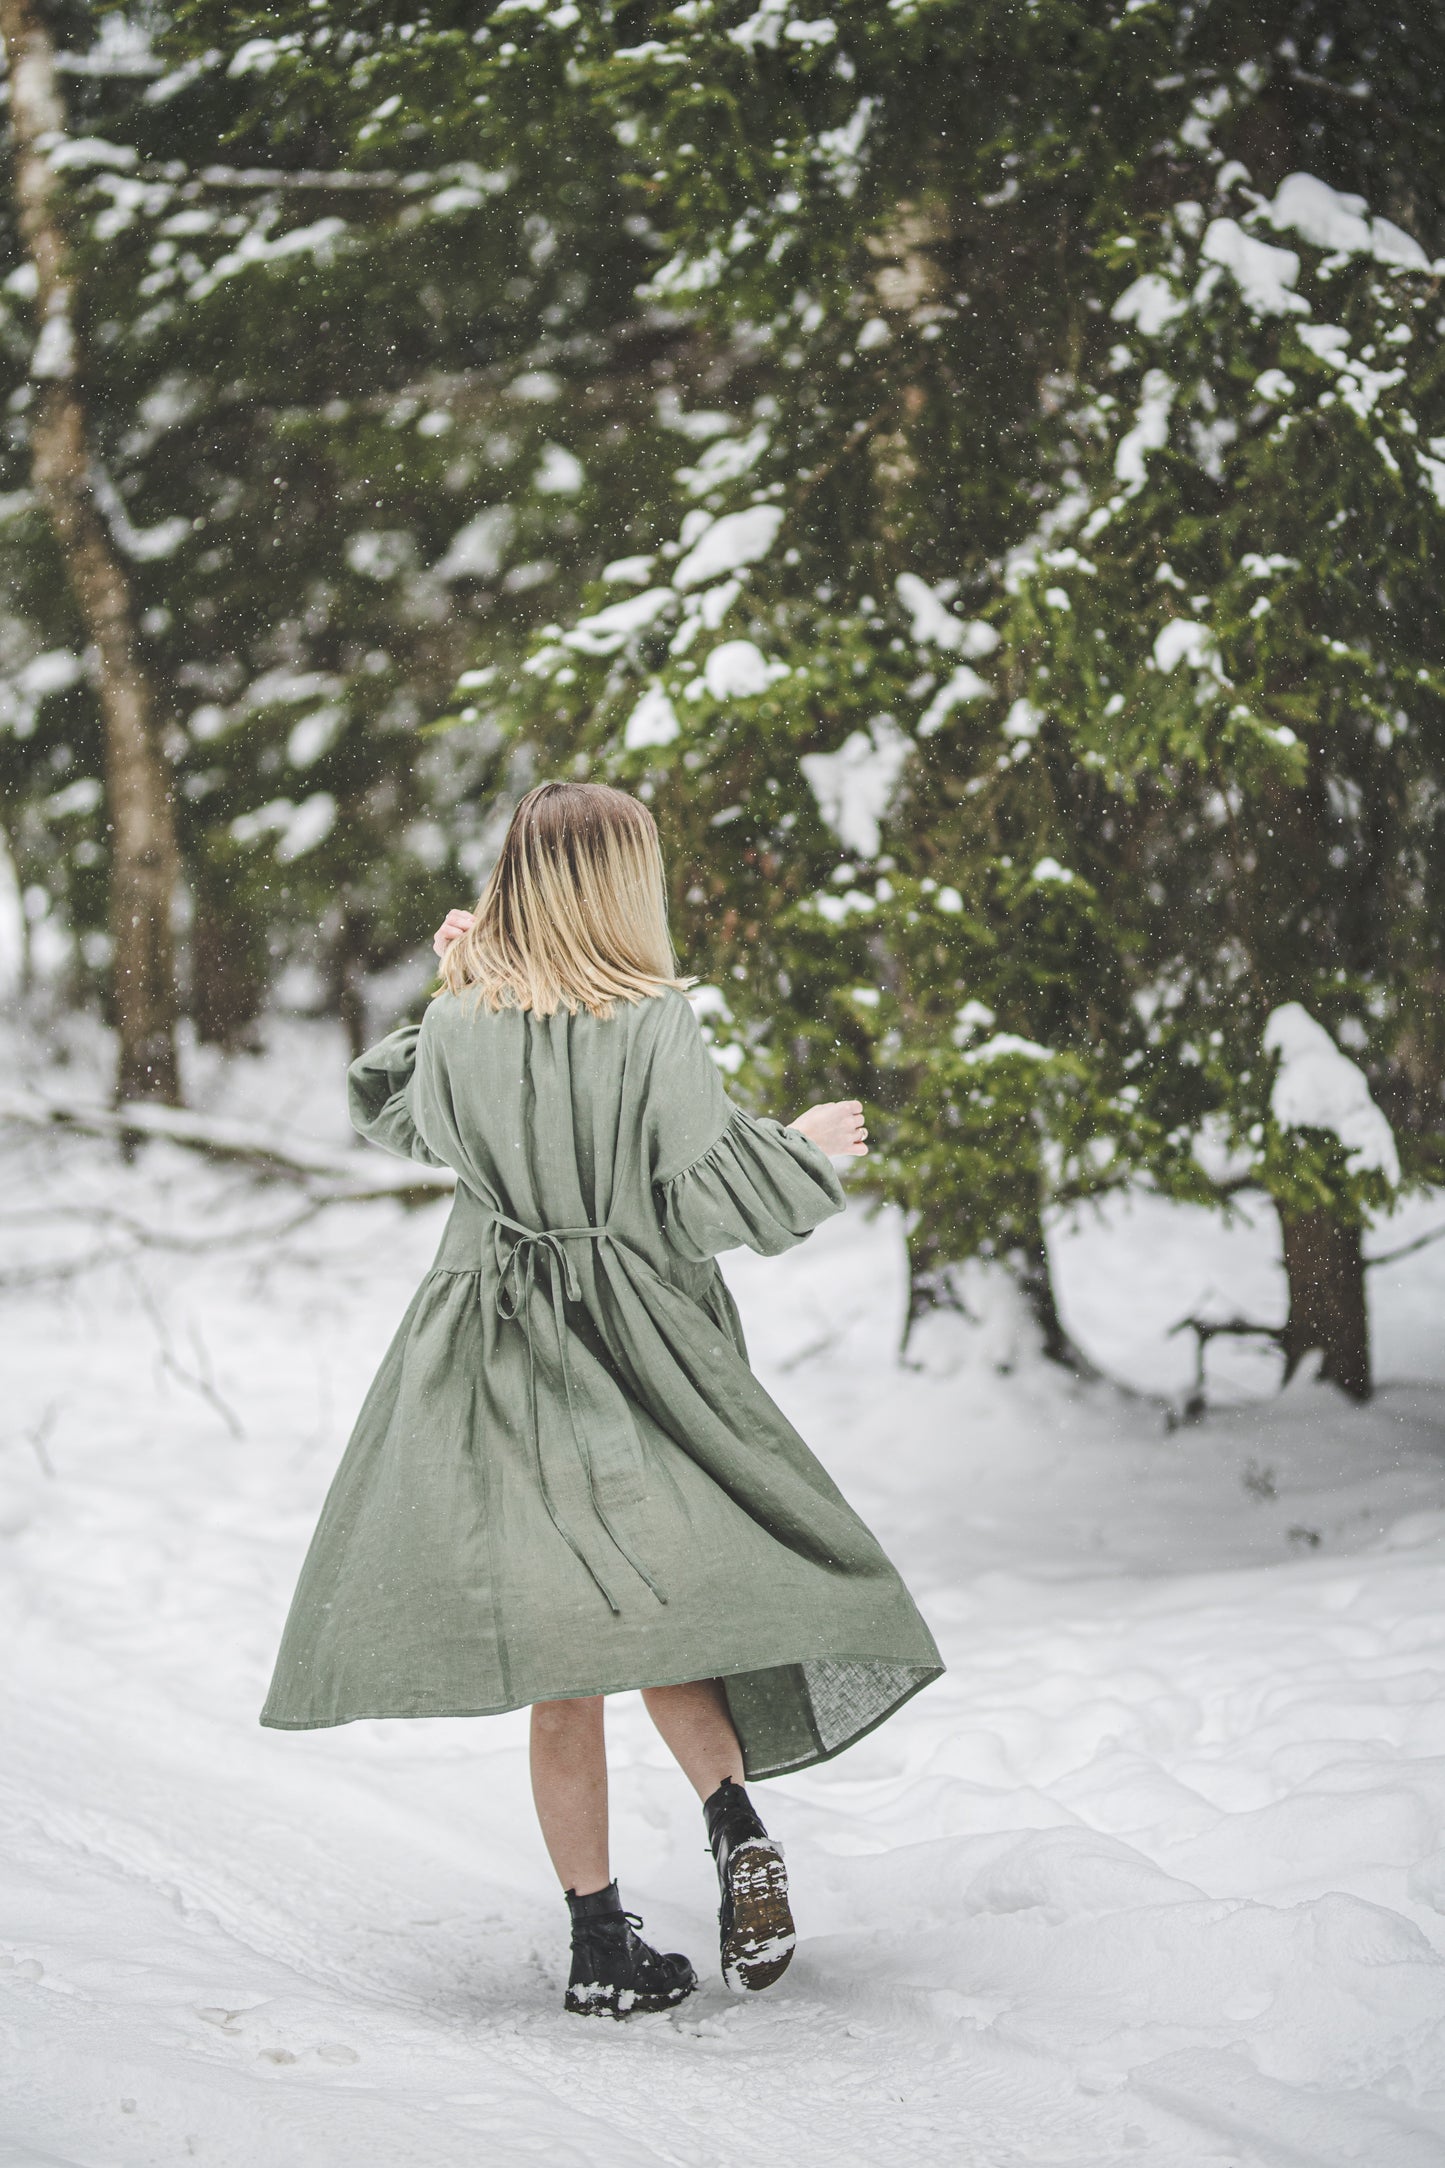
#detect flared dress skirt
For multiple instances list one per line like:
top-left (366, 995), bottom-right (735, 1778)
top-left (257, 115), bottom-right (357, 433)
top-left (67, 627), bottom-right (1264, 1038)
top-left (260, 989), bottom-right (943, 1778)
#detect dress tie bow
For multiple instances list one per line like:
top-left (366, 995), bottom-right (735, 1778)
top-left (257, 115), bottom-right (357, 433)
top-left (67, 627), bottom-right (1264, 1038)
top-left (488, 1211), bottom-right (666, 1616)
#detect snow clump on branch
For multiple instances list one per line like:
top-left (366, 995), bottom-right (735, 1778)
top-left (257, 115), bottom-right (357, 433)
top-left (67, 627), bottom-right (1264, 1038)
top-left (801, 717), bottom-right (910, 860)
top-left (895, 574), bottom-right (999, 658)
top-left (1264, 1005), bottom-right (1399, 1186)
top-left (623, 683), bottom-right (681, 750)
top-left (674, 505), bottom-right (784, 589)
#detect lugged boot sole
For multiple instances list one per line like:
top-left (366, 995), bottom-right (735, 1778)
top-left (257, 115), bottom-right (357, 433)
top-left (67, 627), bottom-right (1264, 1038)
top-left (720, 1837), bottom-right (795, 1993)
top-left (564, 1977), bottom-right (696, 2019)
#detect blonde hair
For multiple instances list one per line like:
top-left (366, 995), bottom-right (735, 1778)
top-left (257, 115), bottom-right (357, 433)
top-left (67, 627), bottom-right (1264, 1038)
top-left (438, 781), bottom-right (690, 1019)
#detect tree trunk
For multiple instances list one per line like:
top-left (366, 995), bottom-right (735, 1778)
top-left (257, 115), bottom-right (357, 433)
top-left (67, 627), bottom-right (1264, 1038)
top-left (1, 0), bottom-right (182, 1104)
top-left (906, 1211), bottom-right (1092, 1373)
top-left (0, 816), bottom-right (32, 996)
top-left (327, 902), bottom-right (370, 1064)
top-left (190, 887), bottom-right (267, 1053)
top-left (1279, 1209), bottom-right (1371, 1401)
top-left (1007, 1224), bottom-right (1090, 1372)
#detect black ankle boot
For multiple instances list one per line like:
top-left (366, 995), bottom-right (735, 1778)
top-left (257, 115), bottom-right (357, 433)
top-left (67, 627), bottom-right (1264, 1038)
top-left (703, 1778), bottom-right (796, 1993)
top-left (564, 1881), bottom-right (697, 2018)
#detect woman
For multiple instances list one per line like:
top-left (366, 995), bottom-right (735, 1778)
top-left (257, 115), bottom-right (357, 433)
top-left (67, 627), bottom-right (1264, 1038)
top-left (262, 781), bottom-right (941, 2017)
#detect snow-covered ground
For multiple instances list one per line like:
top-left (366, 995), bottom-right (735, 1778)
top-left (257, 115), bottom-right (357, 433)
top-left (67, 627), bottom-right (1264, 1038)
top-left (4, 1013), bottom-right (1445, 2167)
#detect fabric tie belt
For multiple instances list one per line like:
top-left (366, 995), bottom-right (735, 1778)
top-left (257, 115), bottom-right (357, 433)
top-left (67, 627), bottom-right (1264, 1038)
top-left (489, 1209), bottom-right (666, 1616)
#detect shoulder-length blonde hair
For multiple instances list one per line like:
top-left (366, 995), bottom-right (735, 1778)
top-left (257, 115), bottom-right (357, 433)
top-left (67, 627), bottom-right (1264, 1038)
top-left (438, 780), bottom-right (690, 1019)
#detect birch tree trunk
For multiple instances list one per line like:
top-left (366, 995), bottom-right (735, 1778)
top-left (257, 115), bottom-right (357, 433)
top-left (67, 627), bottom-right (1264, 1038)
top-left (1, 0), bottom-right (181, 1103)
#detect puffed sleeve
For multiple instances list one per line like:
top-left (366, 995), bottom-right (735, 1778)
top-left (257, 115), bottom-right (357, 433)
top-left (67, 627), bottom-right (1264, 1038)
top-left (346, 1024), bottom-right (446, 1166)
top-left (645, 992), bottom-right (846, 1264)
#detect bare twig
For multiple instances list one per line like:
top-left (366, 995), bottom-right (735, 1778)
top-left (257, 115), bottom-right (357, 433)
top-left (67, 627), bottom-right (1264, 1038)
top-left (131, 1273), bottom-right (246, 1441)
top-left (25, 1400), bottom-right (59, 1477)
top-left (777, 1329), bottom-right (841, 1373)
top-left (1365, 1220), bottom-right (1445, 1271)
top-left (0, 1245), bottom-right (135, 1291)
top-left (0, 1198), bottom-right (326, 1245)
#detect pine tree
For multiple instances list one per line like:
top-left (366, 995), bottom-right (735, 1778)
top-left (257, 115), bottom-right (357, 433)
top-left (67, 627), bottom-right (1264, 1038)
top-left (7, 1), bottom-right (1439, 1396)
top-left (998, 168), bottom-right (1444, 1395)
top-left (488, 3), bottom-right (1444, 1382)
top-left (1, 1), bottom-right (680, 1060)
top-left (2, 0), bottom-right (183, 1100)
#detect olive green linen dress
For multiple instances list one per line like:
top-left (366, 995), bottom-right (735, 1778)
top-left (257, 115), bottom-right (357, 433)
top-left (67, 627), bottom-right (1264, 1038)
top-left (261, 986), bottom-right (942, 1777)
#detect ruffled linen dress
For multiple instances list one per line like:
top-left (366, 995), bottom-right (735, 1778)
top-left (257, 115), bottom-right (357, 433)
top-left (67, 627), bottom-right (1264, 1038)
top-left (261, 986), bottom-right (941, 1777)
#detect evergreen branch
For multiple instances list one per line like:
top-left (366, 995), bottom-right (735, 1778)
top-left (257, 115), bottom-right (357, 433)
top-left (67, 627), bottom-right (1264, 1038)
top-left (795, 404), bottom-right (895, 506)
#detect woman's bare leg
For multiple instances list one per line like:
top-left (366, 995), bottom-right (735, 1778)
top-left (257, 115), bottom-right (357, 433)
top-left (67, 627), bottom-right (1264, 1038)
top-left (530, 1695), bottom-right (610, 1894)
top-left (642, 1678), bottom-right (745, 1800)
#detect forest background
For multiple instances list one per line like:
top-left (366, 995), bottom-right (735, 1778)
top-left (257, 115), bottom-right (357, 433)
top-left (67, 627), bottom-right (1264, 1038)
top-left (2, 0), bottom-right (1442, 1402)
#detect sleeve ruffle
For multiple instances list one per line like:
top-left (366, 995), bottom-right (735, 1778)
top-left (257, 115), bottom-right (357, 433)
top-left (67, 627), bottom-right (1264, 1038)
top-left (346, 1024), bottom-right (445, 1166)
top-left (658, 1106), bottom-right (845, 1264)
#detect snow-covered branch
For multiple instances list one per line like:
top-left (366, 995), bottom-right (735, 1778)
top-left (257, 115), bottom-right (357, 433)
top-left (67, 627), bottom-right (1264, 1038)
top-left (0, 1089), bottom-right (456, 1204)
top-left (196, 164), bottom-right (406, 194)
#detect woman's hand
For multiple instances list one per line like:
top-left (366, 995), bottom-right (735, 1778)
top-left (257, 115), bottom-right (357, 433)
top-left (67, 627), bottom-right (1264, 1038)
top-left (432, 908), bottom-right (475, 959)
top-left (788, 1101), bottom-right (868, 1158)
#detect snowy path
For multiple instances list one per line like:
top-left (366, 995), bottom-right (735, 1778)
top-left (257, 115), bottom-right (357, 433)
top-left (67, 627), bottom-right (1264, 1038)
top-left (5, 1040), bottom-right (1445, 2166)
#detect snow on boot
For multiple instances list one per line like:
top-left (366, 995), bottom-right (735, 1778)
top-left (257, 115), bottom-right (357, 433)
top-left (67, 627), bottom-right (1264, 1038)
top-left (563, 1881), bottom-right (697, 2018)
top-left (704, 1777), bottom-right (795, 1993)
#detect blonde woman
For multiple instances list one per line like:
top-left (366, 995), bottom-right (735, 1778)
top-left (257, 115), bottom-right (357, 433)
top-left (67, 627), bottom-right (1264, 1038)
top-left (263, 781), bottom-right (941, 2017)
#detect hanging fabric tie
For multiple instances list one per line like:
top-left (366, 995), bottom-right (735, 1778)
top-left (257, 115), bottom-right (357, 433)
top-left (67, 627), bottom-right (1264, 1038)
top-left (489, 1211), bottom-right (667, 1614)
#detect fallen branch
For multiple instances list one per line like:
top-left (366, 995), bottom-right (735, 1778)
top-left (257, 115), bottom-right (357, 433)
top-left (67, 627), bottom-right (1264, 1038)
top-left (0, 1087), bottom-right (456, 1204)
top-left (1168, 1309), bottom-right (1287, 1422)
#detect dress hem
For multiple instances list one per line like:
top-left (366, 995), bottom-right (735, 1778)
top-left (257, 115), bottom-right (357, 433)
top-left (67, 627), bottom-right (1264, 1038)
top-left (259, 1652), bottom-right (944, 1780)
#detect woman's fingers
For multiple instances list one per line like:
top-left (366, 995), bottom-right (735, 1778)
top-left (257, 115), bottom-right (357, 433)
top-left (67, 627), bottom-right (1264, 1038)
top-left (432, 908), bottom-right (476, 958)
top-left (790, 1099), bottom-right (869, 1156)
top-left (836, 1099), bottom-right (869, 1156)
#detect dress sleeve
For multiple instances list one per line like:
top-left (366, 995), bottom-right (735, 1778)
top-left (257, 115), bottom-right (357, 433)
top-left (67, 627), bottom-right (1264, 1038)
top-left (659, 1106), bottom-right (847, 1263)
top-left (645, 992), bottom-right (846, 1263)
top-left (346, 1024), bottom-right (446, 1166)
